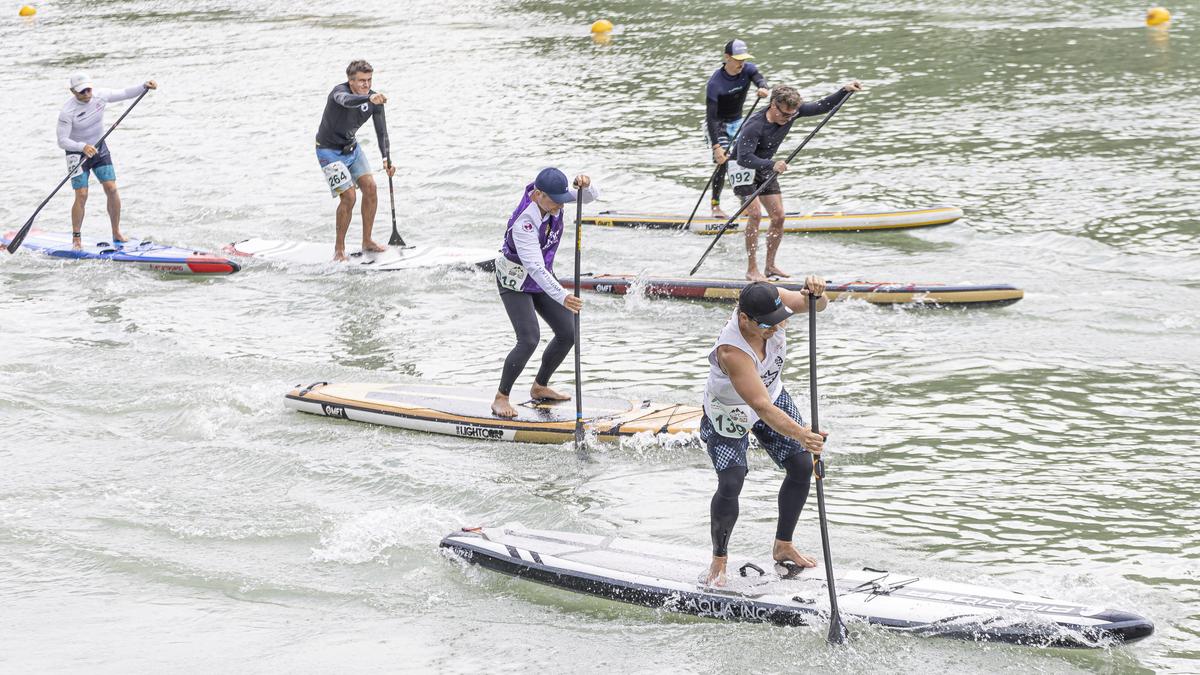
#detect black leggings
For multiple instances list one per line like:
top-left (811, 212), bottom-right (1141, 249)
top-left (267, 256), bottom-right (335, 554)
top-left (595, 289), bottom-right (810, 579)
top-left (710, 452), bottom-right (814, 556)
top-left (497, 286), bottom-right (575, 396)
top-left (713, 161), bottom-right (729, 204)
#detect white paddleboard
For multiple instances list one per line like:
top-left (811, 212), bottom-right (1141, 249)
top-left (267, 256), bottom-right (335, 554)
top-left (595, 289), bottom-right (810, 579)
top-left (441, 524), bottom-right (1153, 647)
top-left (226, 239), bottom-right (495, 271)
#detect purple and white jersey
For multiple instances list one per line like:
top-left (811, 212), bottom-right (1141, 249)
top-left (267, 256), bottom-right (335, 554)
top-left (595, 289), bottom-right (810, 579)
top-left (498, 181), bottom-right (599, 304)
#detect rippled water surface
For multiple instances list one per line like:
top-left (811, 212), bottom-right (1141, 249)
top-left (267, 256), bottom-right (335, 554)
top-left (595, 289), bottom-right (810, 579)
top-left (1, 1), bottom-right (1197, 672)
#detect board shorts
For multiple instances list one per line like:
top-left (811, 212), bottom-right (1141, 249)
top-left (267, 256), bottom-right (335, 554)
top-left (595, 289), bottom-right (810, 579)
top-left (700, 388), bottom-right (806, 472)
top-left (67, 152), bottom-right (116, 190)
top-left (733, 171), bottom-right (781, 198)
top-left (316, 144), bottom-right (372, 197)
top-left (707, 119), bottom-right (743, 155)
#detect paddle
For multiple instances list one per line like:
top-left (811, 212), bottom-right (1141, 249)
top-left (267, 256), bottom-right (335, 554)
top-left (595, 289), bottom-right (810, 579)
top-left (572, 186), bottom-right (585, 450)
top-left (7, 86), bottom-right (150, 254)
top-left (681, 96), bottom-right (762, 233)
top-left (375, 105), bottom-right (406, 248)
top-left (688, 90), bottom-right (855, 277)
top-left (808, 291), bottom-right (848, 645)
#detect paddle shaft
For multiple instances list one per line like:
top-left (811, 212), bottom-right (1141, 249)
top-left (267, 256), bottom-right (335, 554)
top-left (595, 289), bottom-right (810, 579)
top-left (376, 105), bottom-right (406, 247)
top-left (688, 90), bottom-right (855, 276)
top-left (681, 96), bottom-right (762, 233)
top-left (809, 296), bottom-right (848, 645)
top-left (573, 193), bottom-right (584, 448)
top-left (7, 86), bottom-right (150, 254)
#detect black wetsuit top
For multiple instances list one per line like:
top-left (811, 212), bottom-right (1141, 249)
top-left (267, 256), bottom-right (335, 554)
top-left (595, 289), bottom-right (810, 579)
top-left (315, 82), bottom-right (390, 156)
top-left (731, 89), bottom-right (850, 178)
top-left (704, 63), bottom-right (767, 145)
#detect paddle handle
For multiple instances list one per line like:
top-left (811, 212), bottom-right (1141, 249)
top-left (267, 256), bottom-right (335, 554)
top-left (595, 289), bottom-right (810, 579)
top-left (689, 91), bottom-right (855, 276)
top-left (8, 86), bottom-right (150, 254)
top-left (809, 296), bottom-right (848, 645)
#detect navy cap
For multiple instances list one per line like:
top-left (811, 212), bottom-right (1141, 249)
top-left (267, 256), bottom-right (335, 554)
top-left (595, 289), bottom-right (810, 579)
top-left (534, 167), bottom-right (575, 204)
top-left (738, 282), bottom-right (793, 326)
top-left (724, 39), bottom-right (753, 61)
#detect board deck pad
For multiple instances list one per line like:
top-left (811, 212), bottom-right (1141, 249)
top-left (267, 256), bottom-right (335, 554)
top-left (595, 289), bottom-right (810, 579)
top-left (285, 382), bottom-right (701, 443)
top-left (3, 229), bottom-right (240, 275)
top-left (441, 524), bottom-right (1154, 647)
top-left (582, 205), bottom-right (963, 234)
top-left (226, 238), bottom-right (495, 271)
top-left (561, 274), bottom-right (1024, 308)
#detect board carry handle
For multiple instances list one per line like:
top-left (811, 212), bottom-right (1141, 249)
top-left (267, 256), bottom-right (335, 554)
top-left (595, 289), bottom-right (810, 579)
top-left (298, 381), bottom-right (329, 396)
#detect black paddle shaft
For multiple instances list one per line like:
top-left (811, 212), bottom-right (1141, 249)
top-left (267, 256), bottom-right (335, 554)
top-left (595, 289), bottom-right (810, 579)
top-left (573, 189), bottom-right (584, 448)
top-left (681, 96), bottom-right (762, 233)
top-left (8, 86), bottom-right (150, 254)
top-left (809, 296), bottom-right (849, 645)
top-left (688, 90), bottom-right (855, 276)
top-left (375, 105), bottom-right (406, 248)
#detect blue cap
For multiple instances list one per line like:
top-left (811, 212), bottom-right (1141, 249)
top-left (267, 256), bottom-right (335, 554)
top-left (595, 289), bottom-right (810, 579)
top-left (534, 167), bottom-right (575, 204)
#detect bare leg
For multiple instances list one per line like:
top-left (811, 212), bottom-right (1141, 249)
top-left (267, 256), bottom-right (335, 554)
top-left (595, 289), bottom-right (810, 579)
top-left (491, 392), bottom-right (517, 418)
top-left (357, 174), bottom-right (386, 252)
top-left (762, 194), bottom-right (789, 278)
top-left (71, 187), bottom-right (88, 249)
top-left (772, 539), bottom-right (817, 568)
top-left (743, 196), bottom-right (767, 282)
top-left (101, 181), bottom-right (124, 242)
top-left (334, 187), bottom-right (357, 261)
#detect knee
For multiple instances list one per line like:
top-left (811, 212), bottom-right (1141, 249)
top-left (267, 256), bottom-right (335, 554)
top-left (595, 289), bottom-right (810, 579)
top-left (783, 453), bottom-right (813, 483)
top-left (338, 190), bottom-right (357, 208)
top-left (74, 189), bottom-right (89, 203)
top-left (102, 182), bottom-right (119, 197)
top-left (514, 326), bottom-right (540, 353)
top-left (715, 466), bottom-right (747, 499)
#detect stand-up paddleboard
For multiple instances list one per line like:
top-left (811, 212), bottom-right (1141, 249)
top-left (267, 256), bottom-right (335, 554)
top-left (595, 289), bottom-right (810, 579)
top-left (225, 239), bottom-right (495, 271)
top-left (441, 524), bottom-right (1153, 647)
top-left (561, 274), bottom-right (1023, 308)
top-left (285, 382), bottom-right (701, 443)
top-left (2, 229), bottom-right (240, 275)
top-left (583, 205), bottom-right (963, 234)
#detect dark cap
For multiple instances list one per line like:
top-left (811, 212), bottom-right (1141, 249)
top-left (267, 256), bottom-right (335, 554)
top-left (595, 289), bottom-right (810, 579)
top-left (534, 167), bottom-right (575, 204)
top-left (738, 282), bottom-right (793, 326)
top-left (723, 39), bottom-right (753, 61)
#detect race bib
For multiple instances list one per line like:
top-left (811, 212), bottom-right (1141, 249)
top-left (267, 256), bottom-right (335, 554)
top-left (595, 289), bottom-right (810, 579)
top-left (707, 397), bottom-right (752, 438)
top-left (494, 255), bottom-right (528, 291)
top-left (727, 161), bottom-right (755, 189)
top-left (65, 154), bottom-right (85, 178)
top-left (322, 160), bottom-right (353, 195)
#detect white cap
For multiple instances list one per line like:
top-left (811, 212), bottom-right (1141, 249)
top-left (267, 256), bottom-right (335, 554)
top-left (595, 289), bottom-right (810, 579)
top-left (69, 72), bottom-right (94, 91)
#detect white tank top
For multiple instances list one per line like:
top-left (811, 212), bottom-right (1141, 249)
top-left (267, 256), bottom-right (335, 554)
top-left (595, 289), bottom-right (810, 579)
top-left (702, 309), bottom-right (787, 431)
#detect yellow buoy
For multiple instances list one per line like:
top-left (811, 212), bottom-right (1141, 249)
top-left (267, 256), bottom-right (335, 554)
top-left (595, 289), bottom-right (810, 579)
top-left (590, 19), bottom-right (613, 34)
top-left (18, 5), bottom-right (37, 17)
top-left (1146, 7), bottom-right (1171, 26)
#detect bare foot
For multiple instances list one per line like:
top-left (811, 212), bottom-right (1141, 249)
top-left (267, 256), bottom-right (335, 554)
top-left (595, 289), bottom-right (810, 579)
top-left (362, 239), bottom-right (387, 253)
top-left (111, 231), bottom-right (128, 243)
top-left (711, 206), bottom-right (728, 219)
top-left (491, 393), bottom-right (517, 418)
top-left (746, 268), bottom-right (769, 283)
top-left (702, 555), bottom-right (729, 587)
top-left (772, 540), bottom-right (818, 568)
top-left (333, 249), bottom-right (349, 262)
top-left (765, 266), bottom-right (791, 279)
top-left (530, 383), bottom-right (571, 401)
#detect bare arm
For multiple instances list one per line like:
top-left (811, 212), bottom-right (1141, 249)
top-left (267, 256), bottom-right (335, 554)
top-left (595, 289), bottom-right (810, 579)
top-left (718, 346), bottom-right (824, 452)
top-left (778, 274), bottom-right (828, 313)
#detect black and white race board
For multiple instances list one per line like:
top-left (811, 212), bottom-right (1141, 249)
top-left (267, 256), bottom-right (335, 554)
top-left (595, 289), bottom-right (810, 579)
top-left (225, 239), bottom-right (494, 271)
top-left (441, 525), bottom-right (1153, 647)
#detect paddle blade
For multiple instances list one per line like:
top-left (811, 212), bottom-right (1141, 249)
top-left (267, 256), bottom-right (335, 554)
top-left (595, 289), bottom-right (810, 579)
top-left (6, 216), bottom-right (35, 254)
top-left (827, 617), bottom-right (849, 645)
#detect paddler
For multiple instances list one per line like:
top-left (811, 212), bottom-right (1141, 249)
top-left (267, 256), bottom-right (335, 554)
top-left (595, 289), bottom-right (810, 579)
top-left (315, 59), bottom-right (395, 261)
top-left (705, 39), bottom-right (769, 219)
top-left (701, 279), bottom-right (828, 587)
top-left (730, 81), bottom-right (863, 281)
top-left (57, 73), bottom-right (157, 248)
top-left (491, 168), bottom-right (598, 418)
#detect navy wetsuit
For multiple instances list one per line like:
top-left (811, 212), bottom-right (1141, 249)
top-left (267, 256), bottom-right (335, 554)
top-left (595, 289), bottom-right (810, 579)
top-left (705, 63), bottom-right (767, 206)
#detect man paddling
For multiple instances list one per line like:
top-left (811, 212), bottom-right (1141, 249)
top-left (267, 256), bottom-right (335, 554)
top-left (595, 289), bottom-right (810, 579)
top-left (315, 60), bottom-right (395, 261)
top-left (492, 168), bottom-right (598, 418)
top-left (705, 39), bottom-right (769, 219)
top-left (57, 73), bottom-right (156, 248)
top-left (730, 82), bottom-right (862, 281)
top-left (701, 279), bottom-right (828, 587)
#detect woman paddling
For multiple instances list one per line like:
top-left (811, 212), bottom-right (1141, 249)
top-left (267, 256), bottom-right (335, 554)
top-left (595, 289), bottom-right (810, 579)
top-left (492, 168), bottom-right (598, 418)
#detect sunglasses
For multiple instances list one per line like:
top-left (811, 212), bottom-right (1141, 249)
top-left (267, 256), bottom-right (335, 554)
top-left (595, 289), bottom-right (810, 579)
top-left (772, 101), bottom-right (799, 119)
top-left (74, 88), bottom-right (92, 96)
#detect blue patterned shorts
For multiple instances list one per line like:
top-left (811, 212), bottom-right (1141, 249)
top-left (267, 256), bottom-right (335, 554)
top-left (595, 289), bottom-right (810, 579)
top-left (700, 388), bottom-right (806, 472)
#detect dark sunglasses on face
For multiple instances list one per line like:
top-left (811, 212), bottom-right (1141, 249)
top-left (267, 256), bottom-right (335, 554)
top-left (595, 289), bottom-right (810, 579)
top-left (773, 101), bottom-right (798, 118)
top-left (75, 88), bottom-right (92, 96)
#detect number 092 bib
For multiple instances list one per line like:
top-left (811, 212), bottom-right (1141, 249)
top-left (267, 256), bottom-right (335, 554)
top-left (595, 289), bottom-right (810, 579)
top-left (726, 161), bottom-right (756, 189)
